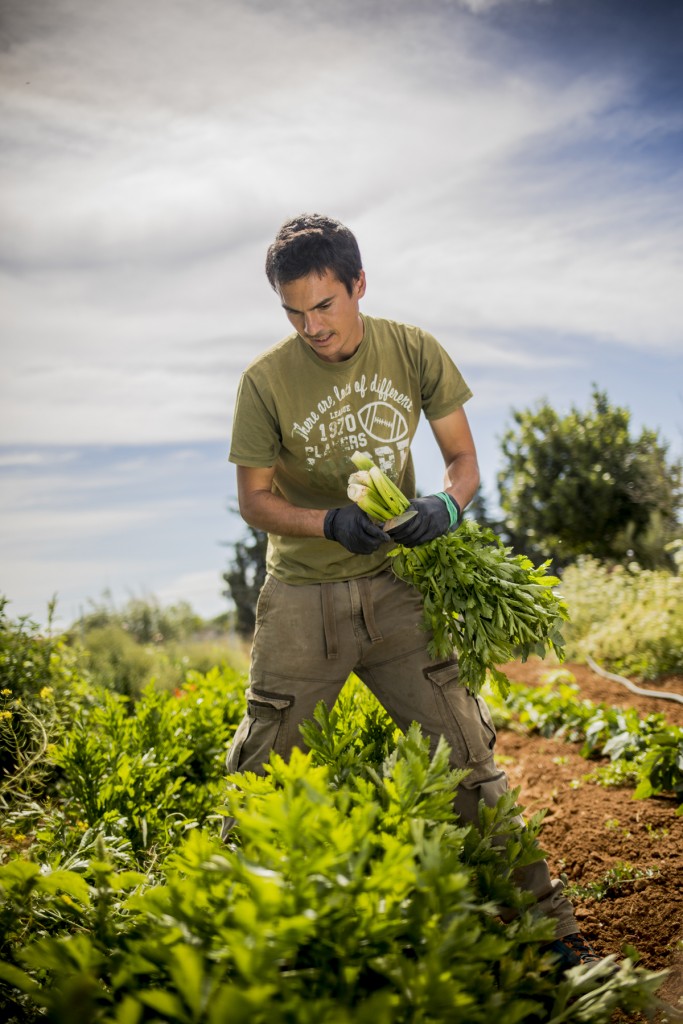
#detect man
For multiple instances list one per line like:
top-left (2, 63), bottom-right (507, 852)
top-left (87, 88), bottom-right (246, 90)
top-left (227, 212), bottom-right (600, 971)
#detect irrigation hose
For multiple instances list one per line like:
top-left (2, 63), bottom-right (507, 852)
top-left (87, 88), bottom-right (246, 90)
top-left (586, 654), bottom-right (683, 706)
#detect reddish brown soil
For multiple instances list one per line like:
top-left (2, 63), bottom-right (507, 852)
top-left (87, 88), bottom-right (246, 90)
top-left (496, 660), bottom-right (683, 1017)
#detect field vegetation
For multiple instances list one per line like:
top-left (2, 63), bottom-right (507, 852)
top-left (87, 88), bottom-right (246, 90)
top-left (1, 553), bottom-right (682, 1021)
top-left (2, 388), bottom-right (682, 1021)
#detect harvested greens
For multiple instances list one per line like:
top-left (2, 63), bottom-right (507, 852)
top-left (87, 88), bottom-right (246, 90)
top-left (390, 522), bottom-right (567, 698)
top-left (346, 452), bottom-right (568, 698)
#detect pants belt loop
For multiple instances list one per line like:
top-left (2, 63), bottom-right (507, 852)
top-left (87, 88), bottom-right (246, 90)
top-left (320, 582), bottom-right (338, 660)
top-left (358, 577), bottom-right (383, 643)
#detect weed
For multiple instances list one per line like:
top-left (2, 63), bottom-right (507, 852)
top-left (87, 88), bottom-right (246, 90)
top-left (564, 861), bottom-right (659, 902)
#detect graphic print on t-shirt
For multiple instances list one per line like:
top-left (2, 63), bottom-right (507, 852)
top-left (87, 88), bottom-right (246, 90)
top-left (288, 372), bottom-right (414, 481)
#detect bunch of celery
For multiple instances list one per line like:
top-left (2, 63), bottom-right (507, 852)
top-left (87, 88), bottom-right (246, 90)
top-left (347, 451), bottom-right (568, 698)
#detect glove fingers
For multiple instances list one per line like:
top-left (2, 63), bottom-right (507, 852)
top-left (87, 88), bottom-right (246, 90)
top-left (388, 519), bottom-right (424, 543)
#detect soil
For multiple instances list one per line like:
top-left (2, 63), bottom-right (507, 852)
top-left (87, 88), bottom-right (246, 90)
top-left (495, 660), bottom-right (683, 1018)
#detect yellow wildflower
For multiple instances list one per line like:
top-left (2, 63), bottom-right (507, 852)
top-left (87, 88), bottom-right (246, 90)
top-left (1, 688), bottom-right (11, 696)
top-left (0, 710), bottom-right (13, 721)
top-left (39, 686), bottom-right (54, 700)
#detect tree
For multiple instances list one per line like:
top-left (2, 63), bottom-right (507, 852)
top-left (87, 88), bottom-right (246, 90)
top-left (222, 525), bottom-right (267, 637)
top-left (465, 487), bottom-right (503, 533)
top-left (497, 387), bottom-right (683, 569)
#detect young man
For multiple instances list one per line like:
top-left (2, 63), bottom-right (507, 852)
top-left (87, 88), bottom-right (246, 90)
top-left (227, 213), bottom-right (599, 971)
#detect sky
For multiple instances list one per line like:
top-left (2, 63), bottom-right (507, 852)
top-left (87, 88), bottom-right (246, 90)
top-left (2, 0), bottom-right (682, 627)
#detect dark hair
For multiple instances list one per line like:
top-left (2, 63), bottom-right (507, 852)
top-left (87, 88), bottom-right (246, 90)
top-left (265, 213), bottom-right (363, 295)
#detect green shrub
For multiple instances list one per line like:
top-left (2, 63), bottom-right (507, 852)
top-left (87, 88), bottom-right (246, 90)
top-left (0, 718), bottom-right (668, 1024)
top-left (72, 595), bottom-right (204, 645)
top-left (76, 624), bottom-right (250, 698)
top-left (561, 552), bottom-right (683, 679)
top-left (0, 599), bottom-right (86, 802)
top-left (49, 666), bottom-right (247, 856)
top-left (77, 624), bottom-right (156, 698)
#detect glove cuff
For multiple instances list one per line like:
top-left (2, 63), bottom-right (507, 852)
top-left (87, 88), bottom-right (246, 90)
top-left (434, 492), bottom-right (461, 529)
top-left (323, 508), bottom-right (338, 541)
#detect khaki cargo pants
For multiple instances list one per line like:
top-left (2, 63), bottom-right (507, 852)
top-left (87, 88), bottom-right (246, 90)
top-left (225, 568), bottom-right (577, 938)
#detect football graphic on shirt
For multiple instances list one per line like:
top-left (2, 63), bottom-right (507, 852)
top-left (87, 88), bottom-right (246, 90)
top-left (358, 401), bottom-right (409, 443)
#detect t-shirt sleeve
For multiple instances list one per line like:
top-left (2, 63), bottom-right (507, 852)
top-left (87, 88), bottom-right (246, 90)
top-left (229, 372), bottom-right (282, 467)
top-left (418, 330), bottom-right (473, 420)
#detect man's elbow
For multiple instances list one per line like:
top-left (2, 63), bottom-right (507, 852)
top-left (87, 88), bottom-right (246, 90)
top-left (237, 489), bottom-right (271, 530)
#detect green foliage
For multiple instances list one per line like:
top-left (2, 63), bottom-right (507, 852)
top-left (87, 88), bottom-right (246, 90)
top-left (222, 524), bottom-right (267, 637)
top-left (563, 861), bottom-right (659, 903)
top-left (72, 595), bottom-right (205, 645)
top-left (68, 595), bottom-right (247, 698)
top-left (0, 711), bottom-right (669, 1023)
top-left (48, 666), bottom-right (246, 856)
top-left (390, 520), bottom-right (568, 698)
top-left (561, 552), bottom-right (683, 680)
top-left (497, 387), bottom-right (683, 568)
top-left (76, 624), bottom-right (157, 698)
top-left (0, 604), bottom-right (674, 1021)
top-left (485, 670), bottom-right (683, 812)
top-left (0, 598), bottom-right (86, 802)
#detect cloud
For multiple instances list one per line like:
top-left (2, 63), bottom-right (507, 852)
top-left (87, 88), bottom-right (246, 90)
top-left (3, 0), bottom-right (681, 451)
top-left (453, 0), bottom-right (549, 12)
top-left (155, 568), bottom-right (228, 619)
top-left (1, 0), bottom-right (682, 625)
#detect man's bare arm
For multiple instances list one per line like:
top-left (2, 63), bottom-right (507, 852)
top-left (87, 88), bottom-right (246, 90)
top-left (236, 464), bottom-right (327, 537)
top-left (429, 407), bottom-right (481, 511)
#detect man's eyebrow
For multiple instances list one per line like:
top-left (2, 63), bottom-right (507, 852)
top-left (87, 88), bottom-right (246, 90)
top-left (281, 295), bottom-right (334, 314)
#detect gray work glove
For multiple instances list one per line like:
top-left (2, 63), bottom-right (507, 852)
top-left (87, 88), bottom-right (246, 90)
top-left (387, 492), bottom-right (461, 547)
top-left (324, 505), bottom-right (389, 555)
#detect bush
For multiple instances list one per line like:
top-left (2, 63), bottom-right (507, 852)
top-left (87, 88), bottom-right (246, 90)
top-left (0, 599), bottom-right (86, 803)
top-left (561, 550), bottom-right (683, 680)
top-left (0, 713), bottom-right (668, 1023)
top-left (75, 625), bottom-right (249, 699)
top-left (72, 595), bottom-right (204, 645)
top-left (47, 665), bottom-right (247, 857)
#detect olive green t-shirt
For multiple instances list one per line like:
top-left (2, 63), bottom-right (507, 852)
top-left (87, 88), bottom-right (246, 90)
top-left (229, 314), bottom-right (472, 584)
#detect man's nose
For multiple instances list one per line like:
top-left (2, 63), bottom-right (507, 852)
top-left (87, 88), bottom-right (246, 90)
top-left (304, 311), bottom-right (322, 336)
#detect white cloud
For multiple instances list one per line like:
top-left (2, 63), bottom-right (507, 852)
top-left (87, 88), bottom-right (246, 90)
top-left (453, 0), bottom-right (549, 10)
top-left (3, 2), bottom-right (681, 448)
top-left (1, 0), bottom-right (682, 624)
top-left (155, 568), bottom-right (228, 619)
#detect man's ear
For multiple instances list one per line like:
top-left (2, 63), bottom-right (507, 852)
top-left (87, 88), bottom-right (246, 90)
top-left (355, 270), bottom-right (367, 300)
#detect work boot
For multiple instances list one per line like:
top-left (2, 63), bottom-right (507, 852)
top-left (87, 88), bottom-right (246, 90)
top-left (544, 932), bottom-right (604, 973)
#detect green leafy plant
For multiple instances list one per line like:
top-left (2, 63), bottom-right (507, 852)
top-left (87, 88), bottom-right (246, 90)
top-left (390, 522), bottom-right (567, 699)
top-left (50, 667), bottom-right (246, 856)
top-left (486, 671), bottom-right (683, 813)
top-left (561, 552), bottom-right (683, 681)
top-left (342, 454), bottom-right (568, 700)
top-left (0, 598), bottom-right (86, 806)
top-left (564, 860), bottom-right (659, 902)
top-left (0, 715), bottom-right (669, 1024)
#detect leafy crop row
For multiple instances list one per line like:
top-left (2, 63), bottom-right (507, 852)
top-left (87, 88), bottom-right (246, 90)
top-left (0, 603), bottom-right (675, 1022)
top-left (485, 669), bottom-right (683, 812)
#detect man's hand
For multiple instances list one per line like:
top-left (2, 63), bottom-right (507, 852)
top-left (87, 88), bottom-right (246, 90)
top-left (387, 493), bottom-right (461, 547)
top-left (324, 505), bottom-right (390, 554)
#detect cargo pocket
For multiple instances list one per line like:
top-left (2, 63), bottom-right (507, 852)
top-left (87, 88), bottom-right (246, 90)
top-left (425, 661), bottom-right (497, 767)
top-left (252, 574), bottom-right (280, 641)
top-left (226, 687), bottom-right (294, 775)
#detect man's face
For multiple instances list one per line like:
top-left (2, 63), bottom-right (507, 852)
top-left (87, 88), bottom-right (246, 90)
top-left (277, 268), bottom-right (366, 363)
